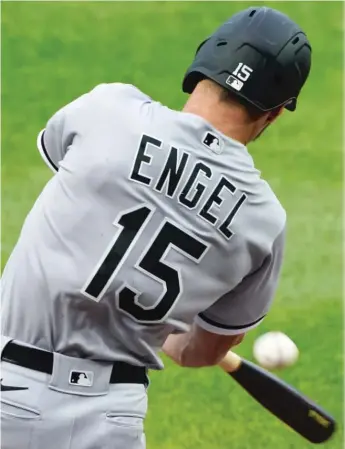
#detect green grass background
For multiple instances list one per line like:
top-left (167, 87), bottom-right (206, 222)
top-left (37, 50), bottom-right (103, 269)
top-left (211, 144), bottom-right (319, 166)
top-left (1, 1), bottom-right (343, 448)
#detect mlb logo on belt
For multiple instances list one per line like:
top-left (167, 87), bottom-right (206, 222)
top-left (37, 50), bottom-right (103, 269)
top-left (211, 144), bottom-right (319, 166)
top-left (69, 370), bottom-right (94, 387)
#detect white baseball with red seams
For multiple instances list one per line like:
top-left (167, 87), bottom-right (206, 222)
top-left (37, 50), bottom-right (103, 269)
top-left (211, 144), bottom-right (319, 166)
top-left (253, 331), bottom-right (299, 370)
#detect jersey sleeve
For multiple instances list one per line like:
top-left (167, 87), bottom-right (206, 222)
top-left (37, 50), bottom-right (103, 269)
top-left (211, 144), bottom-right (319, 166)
top-left (36, 83), bottom-right (149, 173)
top-left (36, 93), bottom-right (90, 172)
top-left (195, 226), bottom-right (286, 335)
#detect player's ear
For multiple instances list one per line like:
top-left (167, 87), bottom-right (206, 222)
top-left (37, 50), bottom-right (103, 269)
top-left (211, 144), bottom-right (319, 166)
top-left (266, 106), bottom-right (284, 124)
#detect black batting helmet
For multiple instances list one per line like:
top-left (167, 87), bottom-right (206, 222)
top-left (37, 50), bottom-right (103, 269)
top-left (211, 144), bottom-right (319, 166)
top-left (182, 6), bottom-right (312, 112)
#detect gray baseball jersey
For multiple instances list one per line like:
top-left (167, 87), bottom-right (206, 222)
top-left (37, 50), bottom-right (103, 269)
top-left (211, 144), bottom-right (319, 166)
top-left (1, 83), bottom-right (286, 370)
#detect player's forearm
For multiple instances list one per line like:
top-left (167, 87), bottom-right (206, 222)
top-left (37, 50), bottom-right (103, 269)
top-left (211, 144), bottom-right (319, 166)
top-left (162, 332), bottom-right (213, 367)
top-left (162, 327), bottom-right (245, 368)
top-left (163, 331), bottom-right (233, 368)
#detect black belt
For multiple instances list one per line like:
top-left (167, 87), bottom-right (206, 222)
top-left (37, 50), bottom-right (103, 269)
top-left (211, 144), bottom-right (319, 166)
top-left (1, 342), bottom-right (149, 387)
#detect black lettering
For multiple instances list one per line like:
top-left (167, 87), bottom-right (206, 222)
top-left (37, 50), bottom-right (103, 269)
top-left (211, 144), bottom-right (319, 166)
top-left (130, 135), bottom-right (162, 186)
top-left (155, 147), bottom-right (189, 197)
top-left (219, 194), bottom-right (247, 239)
top-left (200, 177), bottom-right (236, 225)
top-left (179, 163), bottom-right (212, 209)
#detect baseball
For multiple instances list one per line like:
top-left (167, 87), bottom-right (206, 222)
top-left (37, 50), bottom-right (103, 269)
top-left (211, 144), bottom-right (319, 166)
top-left (253, 331), bottom-right (299, 370)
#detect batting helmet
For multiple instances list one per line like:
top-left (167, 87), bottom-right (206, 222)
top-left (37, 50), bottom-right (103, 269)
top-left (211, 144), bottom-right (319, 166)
top-left (182, 6), bottom-right (312, 112)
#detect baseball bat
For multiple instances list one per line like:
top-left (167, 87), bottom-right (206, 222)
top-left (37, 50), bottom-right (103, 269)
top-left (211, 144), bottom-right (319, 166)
top-left (219, 351), bottom-right (336, 444)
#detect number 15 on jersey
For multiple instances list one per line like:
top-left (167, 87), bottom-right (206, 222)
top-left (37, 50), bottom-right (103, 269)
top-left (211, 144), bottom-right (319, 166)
top-left (81, 205), bottom-right (209, 323)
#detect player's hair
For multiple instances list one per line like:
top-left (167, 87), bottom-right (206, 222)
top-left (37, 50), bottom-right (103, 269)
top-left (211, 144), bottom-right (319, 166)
top-left (218, 88), bottom-right (266, 121)
top-left (198, 77), bottom-right (266, 121)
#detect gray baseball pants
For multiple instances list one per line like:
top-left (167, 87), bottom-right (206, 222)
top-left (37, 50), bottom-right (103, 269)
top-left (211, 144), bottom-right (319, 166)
top-left (1, 339), bottom-right (148, 449)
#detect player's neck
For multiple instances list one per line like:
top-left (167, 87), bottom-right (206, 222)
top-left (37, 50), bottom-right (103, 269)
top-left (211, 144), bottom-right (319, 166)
top-left (182, 83), bottom-right (258, 146)
top-left (183, 99), bottom-right (255, 146)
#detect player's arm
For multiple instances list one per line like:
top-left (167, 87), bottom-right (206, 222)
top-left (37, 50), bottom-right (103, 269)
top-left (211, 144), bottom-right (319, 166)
top-left (36, 92), bottom-right (90, 172)
top-left (162, 324), bottom-right (245, 367)
top-left (162, 226), bottom-right (286, 368)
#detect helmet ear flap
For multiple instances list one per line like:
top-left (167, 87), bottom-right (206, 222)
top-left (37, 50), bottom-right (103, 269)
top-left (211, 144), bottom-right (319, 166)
top-left (284, 98), bottom-right (296, 111)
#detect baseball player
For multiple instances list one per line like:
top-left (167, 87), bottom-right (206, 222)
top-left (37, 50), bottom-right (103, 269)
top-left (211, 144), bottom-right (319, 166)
top-left (1, 6), bottom-right (311, 449)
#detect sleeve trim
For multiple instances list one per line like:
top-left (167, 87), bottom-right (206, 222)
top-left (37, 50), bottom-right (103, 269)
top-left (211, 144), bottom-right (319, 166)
top-left (36, 129), bottom-right (59, 172)
top-left (195, 313), bottom-right (265, 336)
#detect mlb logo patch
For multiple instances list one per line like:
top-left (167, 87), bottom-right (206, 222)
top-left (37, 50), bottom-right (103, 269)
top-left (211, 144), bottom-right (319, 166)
top-left (69, 370), bottom-right (94, 387)
top-left (202, 132), bottom-right (223, 154)
top-left (226, 75), bottom-right (244, 92)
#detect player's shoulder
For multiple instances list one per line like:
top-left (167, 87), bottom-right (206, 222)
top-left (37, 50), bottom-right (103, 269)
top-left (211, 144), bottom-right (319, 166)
top-left (230, 148), bottom-right (286, 250)
top-left (89, 83), bottom-right (152, 104)
top-left (259, 178), bottom-right (286, 235)
top-left (249, 176), bottom-right (286, 254)
top-left (83, 83), bottom-right (154, 123)
top-left (223, 143), bottom-right (286, 238)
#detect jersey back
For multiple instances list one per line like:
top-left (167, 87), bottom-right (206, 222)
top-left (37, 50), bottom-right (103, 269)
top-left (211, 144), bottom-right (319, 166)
top-left (1, 84), bottom-right (286, 369)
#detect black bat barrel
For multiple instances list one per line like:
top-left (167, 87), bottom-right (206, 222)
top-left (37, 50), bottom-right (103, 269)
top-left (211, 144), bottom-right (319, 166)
top-left (229, 360), bottom-right (336, 444)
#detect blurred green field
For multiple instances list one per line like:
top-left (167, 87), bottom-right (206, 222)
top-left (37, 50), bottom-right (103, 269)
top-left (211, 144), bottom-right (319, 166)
top-left (1, 1), bottom-right (343, 448)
